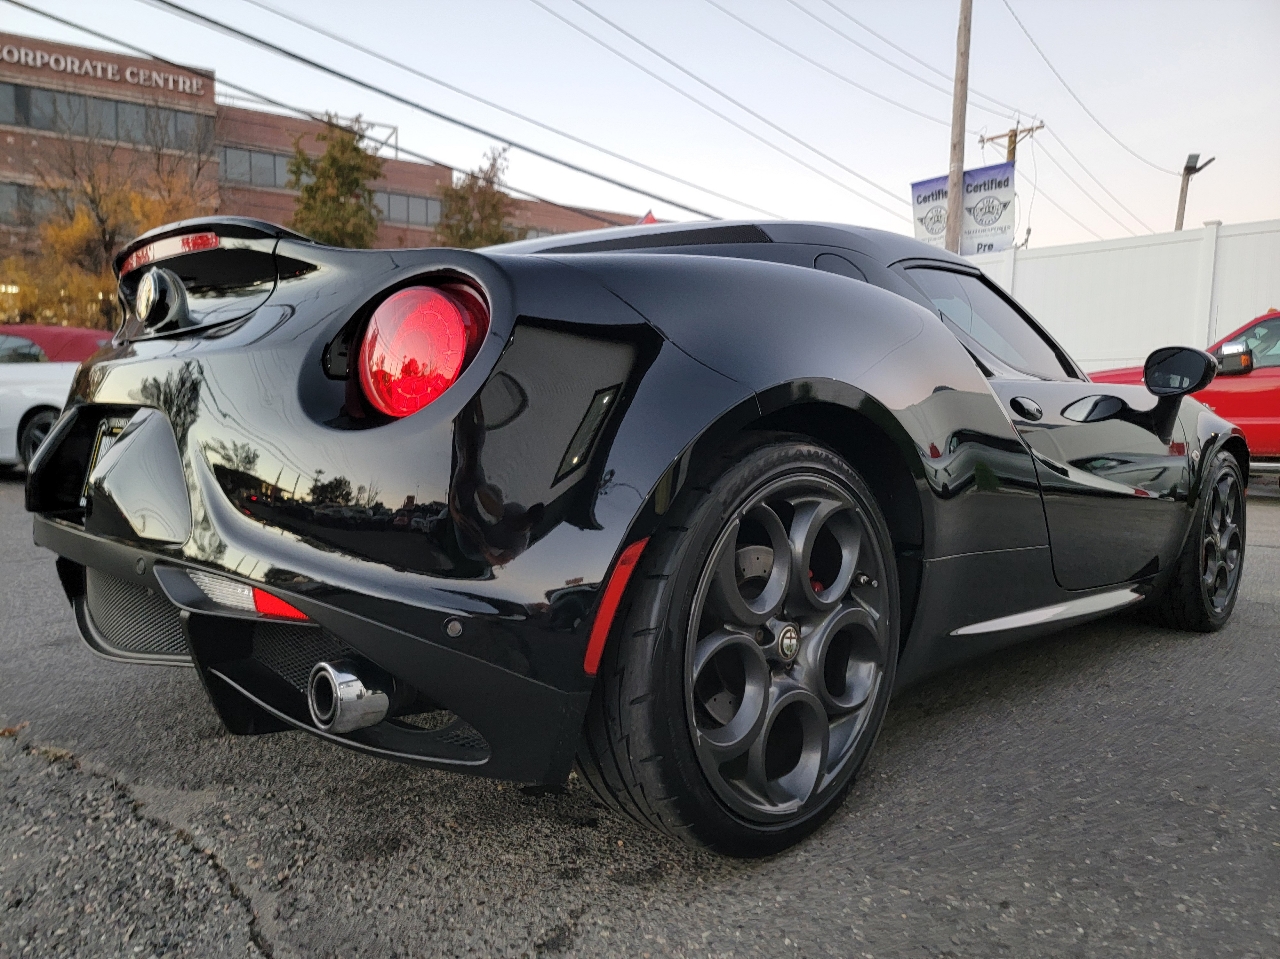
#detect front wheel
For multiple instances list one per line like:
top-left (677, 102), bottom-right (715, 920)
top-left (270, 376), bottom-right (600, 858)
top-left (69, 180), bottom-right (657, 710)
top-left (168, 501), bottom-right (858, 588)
top-left (1155, 450), bottom-right (1246, 631)
top-left (577, 435), bottom-right (899, 856)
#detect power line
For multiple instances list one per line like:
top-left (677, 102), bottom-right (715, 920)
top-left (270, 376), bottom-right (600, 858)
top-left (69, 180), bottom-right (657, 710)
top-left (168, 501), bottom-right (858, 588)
top-left (528, 0), bottom-right (909, 222)
top-left (561, 0), bottom-right (910, 211)
top-left (1000, 0), bottom-right (1180, 176)
top-left (235, 0), bottom-right (780, 218)
top-left (811, 0), bottom-right (1025, 119)
top-left (1044, 128), bottom-right (1156, 233)
top-left (1033, 138), bottom-right (1137, 237)
top-left (702, 0), bottom-right (949, 127)
top-left (1017, 165), bottom-right (1103, 240)
top-left (784, 0), bottom-right (957, 102)
top-left (2, 0), bottom-right (625, 227)
top-left (140, 0), bottom-right (722, 218)
top-left (1023, 129), bottom-right (1040, 241)
top-left (809, 0), bottom-right (1159, 235)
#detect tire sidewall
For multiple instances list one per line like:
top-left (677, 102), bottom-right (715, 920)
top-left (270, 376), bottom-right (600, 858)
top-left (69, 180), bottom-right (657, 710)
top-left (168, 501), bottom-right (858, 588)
top-left (641, 438), bottom-right (900, 854)
top-left (19, 409), bottom-right (58, 469)
top-left (1195, 451), bottom-right (1246, 628)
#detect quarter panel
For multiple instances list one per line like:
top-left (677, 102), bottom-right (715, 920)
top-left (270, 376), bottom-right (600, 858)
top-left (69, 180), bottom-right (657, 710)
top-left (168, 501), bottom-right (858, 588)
top-left (562, 253), bottom-right (1049, 559)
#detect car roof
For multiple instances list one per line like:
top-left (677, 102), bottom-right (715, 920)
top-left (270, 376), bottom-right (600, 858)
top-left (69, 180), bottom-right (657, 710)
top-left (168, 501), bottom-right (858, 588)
top-left (2, 324), bottom-right (113, 362)
top-left (488, 220), bottom-right (969, 269)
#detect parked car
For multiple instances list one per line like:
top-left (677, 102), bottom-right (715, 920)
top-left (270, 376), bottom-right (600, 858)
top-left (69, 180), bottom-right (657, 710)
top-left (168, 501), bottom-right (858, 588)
top-left (1093, 308), bottom-right (1280, 462)
top-left (26, 217), bottom-right (1248, 856)
top-left (0, 325), bottom-right (111, 469)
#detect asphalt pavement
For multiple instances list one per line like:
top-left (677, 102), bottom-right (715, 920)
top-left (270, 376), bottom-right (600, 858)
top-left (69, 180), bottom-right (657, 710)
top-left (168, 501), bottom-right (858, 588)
top-left (2, 468), bottom-right (1277, 959)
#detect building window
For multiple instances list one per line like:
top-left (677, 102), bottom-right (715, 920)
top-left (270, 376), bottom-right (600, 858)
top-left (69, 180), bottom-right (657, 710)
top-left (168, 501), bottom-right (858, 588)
top-left (0, 83), bottom-right (15, 126)
top-left (0, 181), bottom-right (18, 225)
top-left (373, 190), bottom-right (440, 227)
top-left (0, 181), bottom-right (60, 226)
top-left (218, 147), bottom-right (301, 189)
top-left (0, 81), bottom-right (210, 151)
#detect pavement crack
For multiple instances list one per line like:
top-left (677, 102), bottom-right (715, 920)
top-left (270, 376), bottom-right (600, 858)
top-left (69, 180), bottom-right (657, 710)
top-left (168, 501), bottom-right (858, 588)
top-left (16, 738), bottom-right (277, 959)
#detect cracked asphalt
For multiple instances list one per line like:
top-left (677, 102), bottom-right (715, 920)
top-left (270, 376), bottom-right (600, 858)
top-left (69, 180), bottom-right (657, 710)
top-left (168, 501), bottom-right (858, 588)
top-left (2, 469), bottom-right (1278, 958)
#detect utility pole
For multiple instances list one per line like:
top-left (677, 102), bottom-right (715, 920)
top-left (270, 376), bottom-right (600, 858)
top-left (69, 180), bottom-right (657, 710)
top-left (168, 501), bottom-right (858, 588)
top-left (979, 121), bottom-right (1044, 163)
top-left (944, 0), bottom-right (973, 254)
top-left (1174, 153), bottom-right (1215, 231)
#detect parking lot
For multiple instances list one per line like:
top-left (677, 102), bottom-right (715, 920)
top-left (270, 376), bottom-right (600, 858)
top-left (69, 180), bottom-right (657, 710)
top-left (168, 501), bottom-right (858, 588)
top-left (1, 469), bottom-right (1277, 959)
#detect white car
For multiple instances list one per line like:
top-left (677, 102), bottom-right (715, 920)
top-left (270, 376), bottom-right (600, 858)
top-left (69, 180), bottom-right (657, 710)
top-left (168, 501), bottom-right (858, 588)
top-left (1, 326), bottom-right (111, 469)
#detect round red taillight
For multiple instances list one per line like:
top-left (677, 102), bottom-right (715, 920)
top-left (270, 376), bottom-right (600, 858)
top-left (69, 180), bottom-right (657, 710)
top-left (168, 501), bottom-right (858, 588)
top-left (358, 285), bottom-right (487, 417)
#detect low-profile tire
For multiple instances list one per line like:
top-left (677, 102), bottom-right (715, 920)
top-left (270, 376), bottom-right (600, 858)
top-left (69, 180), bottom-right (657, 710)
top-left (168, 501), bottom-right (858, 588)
top-left (1154, 450), bottom-right (1246, 632)
top-left (18, 408), bottom-right (58, 471)
top-left (577, 433), bottom-right (899, 856)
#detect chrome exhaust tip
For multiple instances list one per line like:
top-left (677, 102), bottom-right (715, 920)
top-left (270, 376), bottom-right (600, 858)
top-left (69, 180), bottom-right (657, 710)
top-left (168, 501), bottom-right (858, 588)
top-left (307, 660), bottom-right (389, 734)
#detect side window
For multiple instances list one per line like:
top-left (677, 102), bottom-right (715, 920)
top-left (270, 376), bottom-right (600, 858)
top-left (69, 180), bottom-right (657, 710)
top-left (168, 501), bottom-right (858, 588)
top-left (0, 334), bottom-right (48, 363)
top-left (908, 268), bottom-right (1072, 380)
top-left (1240, 319), bottom-right (1280, 368)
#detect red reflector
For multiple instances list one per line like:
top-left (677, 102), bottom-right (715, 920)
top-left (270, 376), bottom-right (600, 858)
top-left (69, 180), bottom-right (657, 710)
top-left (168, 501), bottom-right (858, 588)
top-left (359, 286), bottom-right (487, 418)
top-left (583, 537), bottom-right (649, 677)
top-left (120, 231), bottom-right (219, 277)
top-left (252, 588), bottom-right (309, 621)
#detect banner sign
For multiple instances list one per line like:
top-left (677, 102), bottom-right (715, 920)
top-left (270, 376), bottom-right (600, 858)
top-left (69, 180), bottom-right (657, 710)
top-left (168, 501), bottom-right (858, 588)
top-left (911, 161), bottom-right (1016, 255)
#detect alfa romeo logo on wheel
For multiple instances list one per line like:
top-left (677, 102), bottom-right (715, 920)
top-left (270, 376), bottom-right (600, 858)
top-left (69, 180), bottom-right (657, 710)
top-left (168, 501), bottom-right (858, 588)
top-left (918, 206), bottom-right (946, 236)
top-left (967, 196), bottom-right (1011, 226)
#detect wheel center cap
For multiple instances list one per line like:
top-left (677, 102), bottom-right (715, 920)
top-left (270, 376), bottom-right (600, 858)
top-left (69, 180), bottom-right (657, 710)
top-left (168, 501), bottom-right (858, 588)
top-left (777, 623), bottom-right (800, 659)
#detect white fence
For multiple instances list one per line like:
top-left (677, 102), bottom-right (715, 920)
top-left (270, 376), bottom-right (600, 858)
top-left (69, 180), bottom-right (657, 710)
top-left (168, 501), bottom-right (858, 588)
top-left (968, 219), bottom-right (1280, 372)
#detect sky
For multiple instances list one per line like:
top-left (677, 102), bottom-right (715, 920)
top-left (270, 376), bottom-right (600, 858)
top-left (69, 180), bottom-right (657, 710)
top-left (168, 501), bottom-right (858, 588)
top-left (7, 0), bottom-right (1279, 248)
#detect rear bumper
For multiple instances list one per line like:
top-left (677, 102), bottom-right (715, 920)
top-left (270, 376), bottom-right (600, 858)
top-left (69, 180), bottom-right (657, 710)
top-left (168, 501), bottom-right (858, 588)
top-left (35, 514), bottom-right (589, 784)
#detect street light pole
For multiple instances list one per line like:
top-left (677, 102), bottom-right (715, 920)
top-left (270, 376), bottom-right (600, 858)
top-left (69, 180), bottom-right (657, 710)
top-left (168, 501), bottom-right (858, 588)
top-left (1174, 153), bottom-right (1215, 231)
top-left (944, 0), bottom-right (973, 254)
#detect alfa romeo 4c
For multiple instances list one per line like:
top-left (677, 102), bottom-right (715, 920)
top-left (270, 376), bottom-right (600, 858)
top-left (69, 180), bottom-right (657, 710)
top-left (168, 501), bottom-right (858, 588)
top-left (27, 218), bottom-right (1248, 855)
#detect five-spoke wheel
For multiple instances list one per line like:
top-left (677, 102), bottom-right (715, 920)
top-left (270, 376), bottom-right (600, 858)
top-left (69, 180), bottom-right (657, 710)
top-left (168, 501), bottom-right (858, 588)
top-left (577, 435), bottom-right (899, 855)
top-left (686, 475), bottom-right (891, 821)
top-left (1156, 449), bottom-right (1246, 631)
top-left (1201, 469), bottom-right (1243, 614)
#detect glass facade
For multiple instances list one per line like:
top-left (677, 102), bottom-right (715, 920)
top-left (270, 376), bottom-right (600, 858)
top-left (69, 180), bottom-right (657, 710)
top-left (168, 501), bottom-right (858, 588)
top-left (0, 181), bottom-right (60, 226)
top-left (373, 190), bottom-right (441, 227)
top-left (0, 81), bottom-right (213, 151)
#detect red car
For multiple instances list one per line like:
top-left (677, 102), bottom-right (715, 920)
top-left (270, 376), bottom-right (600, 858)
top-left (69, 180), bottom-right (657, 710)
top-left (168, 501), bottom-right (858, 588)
top-left (1093, 308), bottom-right (1280, 462)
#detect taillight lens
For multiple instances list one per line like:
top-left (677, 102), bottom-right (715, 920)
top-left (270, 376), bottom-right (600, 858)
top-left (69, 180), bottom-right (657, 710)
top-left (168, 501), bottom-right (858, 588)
top-left (252, 587), bottom-right (309, 621)
top-left (358, 285), bottom-right (488, 418)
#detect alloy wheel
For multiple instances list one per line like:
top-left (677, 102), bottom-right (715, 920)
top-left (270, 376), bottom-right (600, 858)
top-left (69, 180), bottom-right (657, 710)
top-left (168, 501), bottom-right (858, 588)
top-left (1201, 469), bottom-right (1243, 614)
top-left (684, 472), bottom-right (892, 822)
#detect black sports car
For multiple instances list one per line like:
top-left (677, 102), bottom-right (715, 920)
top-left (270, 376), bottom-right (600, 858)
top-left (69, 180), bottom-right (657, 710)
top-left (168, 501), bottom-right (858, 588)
top-left (27, 217), bottom-right (1248, 856)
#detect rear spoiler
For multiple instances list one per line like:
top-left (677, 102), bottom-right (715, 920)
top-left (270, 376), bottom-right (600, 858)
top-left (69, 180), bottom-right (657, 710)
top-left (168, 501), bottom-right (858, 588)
top-left (113, 216), bottom-right (314, 279)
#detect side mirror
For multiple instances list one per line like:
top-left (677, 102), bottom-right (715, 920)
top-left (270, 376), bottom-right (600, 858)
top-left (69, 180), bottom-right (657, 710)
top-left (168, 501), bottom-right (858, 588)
top-left (1142, 346), bottom-right (1216, 444)
top-left (1217, 341), bottom-right (1255, 376)
top-left (1143, 346), bottom-right (1216, 397)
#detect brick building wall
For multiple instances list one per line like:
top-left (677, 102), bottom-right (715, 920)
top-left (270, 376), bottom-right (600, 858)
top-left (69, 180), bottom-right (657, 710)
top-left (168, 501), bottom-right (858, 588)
top-left (1, 30), bottom-right (636, 254)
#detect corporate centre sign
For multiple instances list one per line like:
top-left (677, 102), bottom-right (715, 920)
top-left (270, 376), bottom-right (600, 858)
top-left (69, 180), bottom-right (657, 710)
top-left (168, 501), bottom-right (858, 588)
top-left (0, 34), bottom-right (212, 103)
top-left (911, 161), bottom-right (1017, 255)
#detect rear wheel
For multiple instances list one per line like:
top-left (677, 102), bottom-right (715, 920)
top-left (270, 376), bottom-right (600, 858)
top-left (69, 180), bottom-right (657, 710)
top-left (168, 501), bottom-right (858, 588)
top-left (18, 408), bottom-right (58, 470)
top-left (1155, 450), bottom-right (1246, 631)
top-left (577, 435), bottom-right (898, 855)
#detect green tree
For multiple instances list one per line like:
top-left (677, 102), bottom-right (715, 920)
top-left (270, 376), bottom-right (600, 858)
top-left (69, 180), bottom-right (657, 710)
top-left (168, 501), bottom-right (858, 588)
top-left (287, 118), bottom-right (384, 248)
top-left (437, 148), bottom-right (522, 249)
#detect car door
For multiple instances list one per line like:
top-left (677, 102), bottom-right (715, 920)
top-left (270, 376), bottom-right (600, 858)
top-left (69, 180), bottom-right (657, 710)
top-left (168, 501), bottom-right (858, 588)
top-left (903, 266), bottom-right (1190, 591)
top-left (1200, 315), bottom-right (1280, 457)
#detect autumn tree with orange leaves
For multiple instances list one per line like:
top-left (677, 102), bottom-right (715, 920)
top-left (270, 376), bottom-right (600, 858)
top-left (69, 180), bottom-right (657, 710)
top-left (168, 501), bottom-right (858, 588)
top-left (1, 101), bottom-right (218, 328)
